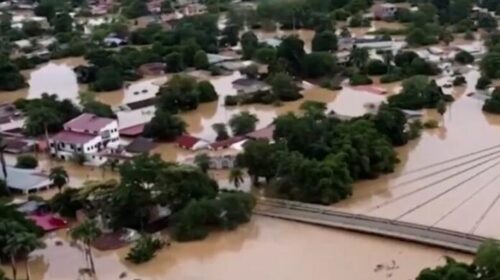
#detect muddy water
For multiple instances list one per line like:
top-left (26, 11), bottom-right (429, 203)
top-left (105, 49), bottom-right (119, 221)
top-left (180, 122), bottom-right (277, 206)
top-left (0, 217), bottom-right (471, 280)
top-left (336, 69), bottom-right (500, 238)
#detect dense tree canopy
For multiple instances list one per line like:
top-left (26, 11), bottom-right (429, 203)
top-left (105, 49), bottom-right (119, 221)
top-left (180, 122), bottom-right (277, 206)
top-left (388, 76), bottom-right (454, 110)
top-left (142, 109), bottom-right (187, 141)
top-left (0, 61), bottom-right (25, 91)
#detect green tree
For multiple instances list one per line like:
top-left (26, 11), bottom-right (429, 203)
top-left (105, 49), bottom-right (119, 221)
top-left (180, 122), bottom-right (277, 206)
top-left (15, 155), bottom-right (38, 169)
top-left (455, 50), bottom-right (474, 64)
top-left (221, 24), bottom-right (239, 46)
top-left (237, 140), bottom-right (284, 184)
top-left (241, 31), bottom-right (259, 59)
top-left (212, 123), bottom-right (230, 141)
top-left (193, 50), bottom-right (209, 70)
top-left (22, 21), bottom-right (44, 37)
top-left (481, 52), bottom-right (500, 78)
top-left (349, 47), bottom-right (369, 69)
top-left (268, 72), bottom-right (302, 101)
top-left (91, 65), bottom-right (123, 92)
top-left (254, 47), bottom-right (277, 64)
top-left (301, 52), bottom-right (337, 78)
top-left (126, 235), bottom-right (164, 264)
top-left (142, 109), bottom-right (186, 141)
top-left (483, 87), bottom-right (500, 114)
top-left (229, 168), bottom-right (245, 188)
top-left (0, 61), bottom-right (25, 91)
top-left (52, 12), bottom-right (73, 33)
top-left (478, 12), bottom-right (498, 30)
top-left (311, 30), bottom-right (338, 52)
top-left (477, 76), bottom-right (492, 90)
top-left (276, 35), bottom-right (305, 74)
top-left (70, 220), bottom-right (101, 275)
top-left (165, 52), bottom-right (185, 73)
top-left (197, 81), bottom-right (218, 102)
top-left (194, 153), bottom-right (210, 173)
top-left (6, 232), bottom-right (45, 280)
top-left (123, 0), bottom-right (149, 19)
top-left (49, 166), bottom-right (69, 193)
top-left (157, 75), bottom-right (200, 112)
top-left (372, 104), bottom-right (408, 146)
top-left (366, 59), bottom-right (388, 75)
top-left (229, 112), bottom-right (259, 136)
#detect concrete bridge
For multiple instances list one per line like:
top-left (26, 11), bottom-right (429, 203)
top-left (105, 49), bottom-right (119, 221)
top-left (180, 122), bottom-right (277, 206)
top-left (254, 198), bottom-right (494, 254)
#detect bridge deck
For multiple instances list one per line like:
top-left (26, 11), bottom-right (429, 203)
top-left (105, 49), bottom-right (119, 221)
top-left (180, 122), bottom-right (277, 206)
top-left (255, 199), bottom-right (493, 254)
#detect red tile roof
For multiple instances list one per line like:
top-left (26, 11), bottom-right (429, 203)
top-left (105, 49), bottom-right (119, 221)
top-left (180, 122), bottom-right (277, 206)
top-left (119, 123), bottom-right (146, 137)
top-left (64, 113), bottom-right (115, 134)
top-left (176, 135), bottom-right (202, 149)
top-left (52, 131), bottom-right (97, 144)
top-left (209, 136), bottom-right (245, 150)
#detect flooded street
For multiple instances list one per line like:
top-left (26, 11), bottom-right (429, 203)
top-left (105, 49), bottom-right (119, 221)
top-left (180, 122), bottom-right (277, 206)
top-left (1, 216), bottom-right (471, 280)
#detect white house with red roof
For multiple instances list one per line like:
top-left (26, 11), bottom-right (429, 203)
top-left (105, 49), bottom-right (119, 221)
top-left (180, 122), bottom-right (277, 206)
top-left (50, 113), bottom-right (120, 166)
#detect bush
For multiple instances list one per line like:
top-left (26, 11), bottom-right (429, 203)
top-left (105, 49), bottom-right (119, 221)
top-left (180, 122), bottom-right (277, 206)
top-left (423, 119), bottom-right (439, 128)
top-left (126, 235), bottom-right (164, 264)
top-left (225, 95), bottom-right (239, 106)
top-left (366, 59), bottom-right (388, 75)
top-left (15, 155), bottom-right (38, 169)
top-left (453, 75), bottom-right (466, 86)
top-left (455, 50), bottom-right (474, 65)
top-left (476, 76), bottom-right (492, 90)
top-left (350, 73), bottom-right (373, 85)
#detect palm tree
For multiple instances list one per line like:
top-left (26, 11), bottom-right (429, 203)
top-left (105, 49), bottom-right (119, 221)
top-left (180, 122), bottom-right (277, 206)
top-left (12, 232), bottom-right (45, 280)
top-left (3, 232), bottom-right (43, 280)
top-left (70, 219), bottom-right (101, 276)
top-left (194, 153), bottom-right (211, 174)
top-left (23, 105), bottom-right (61, 157)
top-left (49, 166), bottom-right (69, 193)
top-left (229, 168), bottom-right (245, 189)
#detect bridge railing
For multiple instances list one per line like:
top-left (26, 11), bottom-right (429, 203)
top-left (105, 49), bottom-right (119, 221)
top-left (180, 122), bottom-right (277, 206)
top-left (256, 197), bottom-right (491, 244)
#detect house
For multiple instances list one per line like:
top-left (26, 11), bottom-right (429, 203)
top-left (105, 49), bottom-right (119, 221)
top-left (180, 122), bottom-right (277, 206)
top-left (125, 137), bottom-right (155, 154)
top-left (355, 36), bottom-right (394, 50)
top-left (0, 166), bottom-right (52, 194)
top-left (3, 138), bottom-right (36, 154)
top-left (454, 43), bottom-right (486, 59)
top-left (0, 102), bottom-right (24, 132)
top-left (119, 123), bottom-right (146, 137)
top-left (232, 78), bottom-right (271, 95)
top-left (180, 3), bottom-right (207, 16)
top-left (50, 113), bottom-right (120, 166)
top-left (373, 3), bottom-right (398, 20)
top-left (261, 38), bottom-right (282, 48)
top-left (176, 134), bottom-right (210, 150)
top-left (245, 125), bottom-right (275, 141)
top-left (183, 150), bottom-right (238, 170)
top-left (138, 62), bottom-right (166, 76)
top-left (209, 136), bottom-right (245, 150)
top-left (103, 34), bottom-right (127, 47)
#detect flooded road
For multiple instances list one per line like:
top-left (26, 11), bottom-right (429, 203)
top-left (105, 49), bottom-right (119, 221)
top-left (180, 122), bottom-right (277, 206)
top-left (0, 216), bottom-right (471, 280)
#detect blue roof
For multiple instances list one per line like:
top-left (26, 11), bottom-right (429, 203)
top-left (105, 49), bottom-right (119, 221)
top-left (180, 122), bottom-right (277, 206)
top-left (0, 166), bottom-right (51, 192)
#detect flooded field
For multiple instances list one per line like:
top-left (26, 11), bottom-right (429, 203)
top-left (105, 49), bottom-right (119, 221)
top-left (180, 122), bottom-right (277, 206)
top-left (0, 216), bottom-right (471, 280)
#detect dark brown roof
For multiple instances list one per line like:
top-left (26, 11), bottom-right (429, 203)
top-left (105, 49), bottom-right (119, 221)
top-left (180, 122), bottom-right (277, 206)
top-left (209, 136), bottom-right (245, 150)
top-left (125, 137), bottom-right (155, 153)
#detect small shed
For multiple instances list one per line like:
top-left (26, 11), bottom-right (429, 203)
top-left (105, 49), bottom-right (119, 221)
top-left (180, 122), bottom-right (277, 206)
top-left (125, 137), bottom-right (155, 154)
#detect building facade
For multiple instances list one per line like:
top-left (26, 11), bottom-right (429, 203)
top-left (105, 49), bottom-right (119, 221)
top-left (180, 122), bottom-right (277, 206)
top-left (50, 114), bottom-right (120, 166)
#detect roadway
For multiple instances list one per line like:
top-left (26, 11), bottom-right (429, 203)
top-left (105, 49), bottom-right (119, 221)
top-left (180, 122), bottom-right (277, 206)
top-left (254, 198), bottom-right (495, 254)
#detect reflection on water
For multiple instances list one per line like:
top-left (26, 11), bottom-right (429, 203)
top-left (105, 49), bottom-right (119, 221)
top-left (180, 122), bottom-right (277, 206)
top-left (0, 217), bottom-right (471, 280)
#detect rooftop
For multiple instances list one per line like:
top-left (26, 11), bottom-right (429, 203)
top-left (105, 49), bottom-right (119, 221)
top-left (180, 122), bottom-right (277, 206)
top-left (125, 137), bottom-right (155, 153)
top-left (246, 125), bottom-right (275, 140)
top-left (119, 123), bottom-right (146, 137)
top-left (64, 113), bottom-right (115, 133)
top-left (232, 78), bottom-right (269, 88)
top-left (0, 166), bottom-right (51, 192)
top-left (52, 130), bottom-right (97, 144)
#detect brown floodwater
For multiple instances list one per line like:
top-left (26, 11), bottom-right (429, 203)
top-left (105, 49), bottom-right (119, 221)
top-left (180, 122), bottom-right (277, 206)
top-left (0, 216), bottom-right (471, 280)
